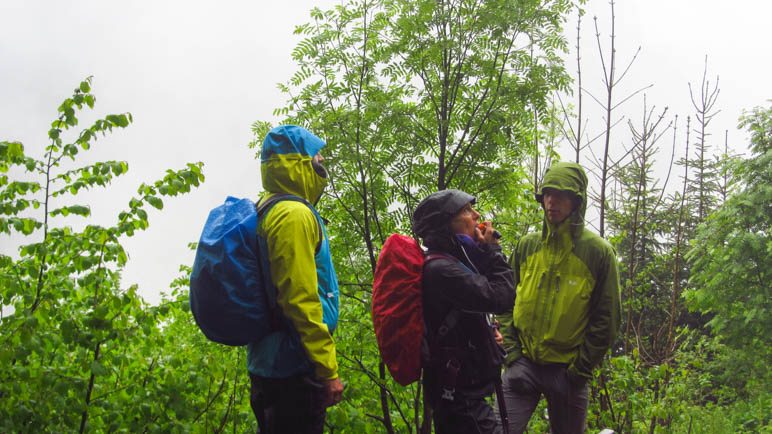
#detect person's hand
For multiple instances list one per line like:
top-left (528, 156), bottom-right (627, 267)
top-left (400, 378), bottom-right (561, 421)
top-left (475, 221), bottom-right (498, 244)
top-left (494, 328), bottom-right (504, 345)
top-left (323, 377), bottom-right (344, 408)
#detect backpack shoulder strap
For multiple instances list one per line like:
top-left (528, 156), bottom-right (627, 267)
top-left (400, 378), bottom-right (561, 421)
top-left (423, 251), bottom-right (464, 339)
top-left (256, 194), bottom-right (323, 253)
top-left (251, 194), bottom-right (318, 331)
top-left (425, 251), bottom-right (453, 262)
top-left (256, 193), bottom-right (309, 217)
top-left (425, 251), bottom-right (474, 274)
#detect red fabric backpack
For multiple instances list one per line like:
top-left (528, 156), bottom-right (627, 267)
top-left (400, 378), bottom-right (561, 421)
top-left (372, 233), bottom-right (447, 385)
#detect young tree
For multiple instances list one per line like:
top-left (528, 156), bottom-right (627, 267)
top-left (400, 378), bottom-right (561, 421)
top-left (0, 78), bottom-right (208, 432)
top-left (583, 0), bottom-right (650, 237)
top-left (686, 57), bottom-right (722, 221)
top-left (685, 104), bottom-right (771, 393)
top-left (606, 98), bottom-right (673, 359)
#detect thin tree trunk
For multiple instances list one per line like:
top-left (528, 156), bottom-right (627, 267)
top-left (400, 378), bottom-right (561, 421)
top-left (575, 6), bottom-right (583, 162)
top-left (668, 117), bottom-right (689, 347)
top-left (79, 342), bottom-right (101, 434)
top-left (378, 361), bottom-right (396, 434)
top-left (596, 0), bottom-right (617, 238)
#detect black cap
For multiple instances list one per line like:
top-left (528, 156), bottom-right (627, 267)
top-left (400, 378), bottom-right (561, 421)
top-left (412, 189), bottom-right (476, 238)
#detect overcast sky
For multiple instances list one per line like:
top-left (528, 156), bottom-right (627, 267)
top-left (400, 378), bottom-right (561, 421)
top-left (2, 1), bottom-right (770, 304)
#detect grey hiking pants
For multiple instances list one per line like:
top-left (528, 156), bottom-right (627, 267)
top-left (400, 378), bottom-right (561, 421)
top-left (501, 357), bottom-right (589, 434)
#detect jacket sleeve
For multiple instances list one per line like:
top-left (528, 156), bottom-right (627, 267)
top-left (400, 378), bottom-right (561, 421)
top-left (423, 243), bottom-right (515, 314)
top-left (263, 201), bottom-right (338, 380)
top-left (569, 244), bottom-right (621, 379)
top-left (498, 240), bottom-right (524, 366)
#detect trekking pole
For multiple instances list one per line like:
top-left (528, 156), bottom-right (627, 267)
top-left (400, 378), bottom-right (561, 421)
top-left (494, 379), bottom-right (509, 434)
top-left (421, 381), bottom-right (432, 434)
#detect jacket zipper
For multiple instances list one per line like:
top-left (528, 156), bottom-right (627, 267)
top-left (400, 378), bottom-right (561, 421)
top-left (535, 231), bottom-right (560, 361)
top-left (529, 271), bottom-right (546, 338)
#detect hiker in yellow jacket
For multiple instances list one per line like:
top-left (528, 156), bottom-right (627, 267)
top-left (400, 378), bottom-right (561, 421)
top-left (247, 125), bottom-right (343, 434)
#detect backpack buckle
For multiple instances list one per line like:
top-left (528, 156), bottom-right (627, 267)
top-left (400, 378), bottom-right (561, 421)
top-left (441, 387), bottom-right (455, 401)
top-left (438, 325), bottom-right (449, 336)
top-left (445, 357), bottom-right (461, 374)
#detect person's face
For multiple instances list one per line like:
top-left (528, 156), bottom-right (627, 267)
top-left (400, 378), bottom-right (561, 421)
top-left (312, 153), bottom-right (328, 178)
top-left (449, 203), bottom-right (480, 237)
top-left (542, 188), bottom-right (577, 224)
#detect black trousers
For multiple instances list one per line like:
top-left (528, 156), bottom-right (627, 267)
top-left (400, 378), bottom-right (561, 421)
top-left (249, 374), bottom-right (327, 434)
top-left (427, 384), bottom-right (502, 434)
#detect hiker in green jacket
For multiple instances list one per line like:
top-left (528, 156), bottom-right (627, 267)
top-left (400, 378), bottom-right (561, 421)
top-left (499, 162), bottom-right (621, 434)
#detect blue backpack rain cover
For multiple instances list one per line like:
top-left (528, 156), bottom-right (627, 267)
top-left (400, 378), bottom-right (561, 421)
top-left (189, 195), bottom-right (304, 346)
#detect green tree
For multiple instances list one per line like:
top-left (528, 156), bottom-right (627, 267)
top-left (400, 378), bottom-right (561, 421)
top-left (685, 58), bottom-right (722, 222)
top-left (0, 78), bottom-right (214, 432)
top-left (606, 100), bottom-right (673, 359)
top-left (685, 104), bottom-right (771, 397)
top-left (260, 0), bottom-right (572, 431)
top-left (677, 104), bottom-right (772, 433)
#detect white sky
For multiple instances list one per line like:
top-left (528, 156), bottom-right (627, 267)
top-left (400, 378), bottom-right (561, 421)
top-left (2, 0), bottom-right (770, 304)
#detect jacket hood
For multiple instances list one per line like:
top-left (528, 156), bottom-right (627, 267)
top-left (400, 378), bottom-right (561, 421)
top-left (412, 189), bottom-right (476, 239)
top-left (535, 162), bottom-right (588, 231)
top-left (260, 125), bottom-right (327, 203)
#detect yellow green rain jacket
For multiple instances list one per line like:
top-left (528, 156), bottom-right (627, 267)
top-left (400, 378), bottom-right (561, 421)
top-left (247, 125), bottom-right (340, 380)
top-left (501, 162), bottom-right (621, 379)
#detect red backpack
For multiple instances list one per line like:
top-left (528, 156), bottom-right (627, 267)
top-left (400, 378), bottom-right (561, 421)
top-left (372, 233), bottom-right (448, 385)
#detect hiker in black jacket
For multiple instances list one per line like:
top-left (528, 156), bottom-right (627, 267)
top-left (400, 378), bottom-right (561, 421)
top-left (412, 189), bottom-right (515, 434)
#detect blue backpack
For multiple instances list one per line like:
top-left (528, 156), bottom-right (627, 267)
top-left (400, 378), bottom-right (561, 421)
top-left (189, 194), bottom-right (310, 346)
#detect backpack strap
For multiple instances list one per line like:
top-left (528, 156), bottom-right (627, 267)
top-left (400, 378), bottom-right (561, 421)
top-left (256, 193), bottom-right (308, 217)
top-left (253, 193), bottom-right (322, 330)
top-left (426, 251), bottom-right (473, 273)
top-left (423, 251), bottom-right (485, 401)
top-left (256, 194), bottom-right (323, 253)
top-left (424, 251), bottom-right (466, 339)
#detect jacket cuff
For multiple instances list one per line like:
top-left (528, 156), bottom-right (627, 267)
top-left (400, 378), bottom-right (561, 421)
top-left (315, 364), bottom-right (339, 380)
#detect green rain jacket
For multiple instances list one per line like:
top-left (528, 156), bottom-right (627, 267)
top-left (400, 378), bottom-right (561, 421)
top-left (247, 126), bottom-right (339, 381)
top-left (501, 162), bottom-right (621, 379)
